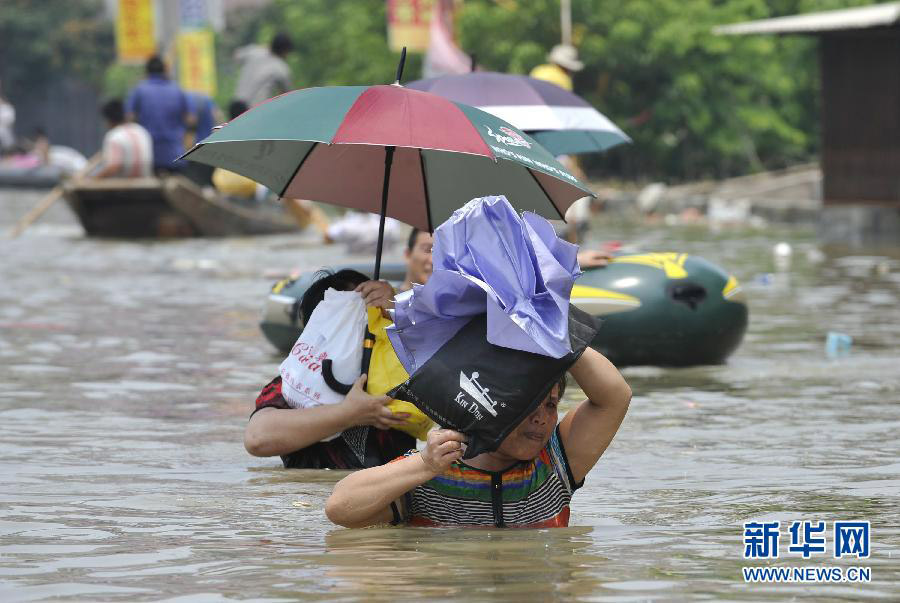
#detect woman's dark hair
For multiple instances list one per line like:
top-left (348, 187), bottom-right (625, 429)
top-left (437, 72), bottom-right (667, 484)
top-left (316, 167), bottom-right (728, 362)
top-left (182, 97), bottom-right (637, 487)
top-left (407, 228), bottom-right (421, 252)
top-left (556, 373), bottom-right (567, 399)
top-left (299, 269), bottom-right (369, 324)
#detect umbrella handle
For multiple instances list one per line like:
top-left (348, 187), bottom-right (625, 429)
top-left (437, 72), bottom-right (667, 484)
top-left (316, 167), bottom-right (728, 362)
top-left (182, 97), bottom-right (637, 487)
top-left (360, 329), bottom-right (376, 374)
top-left (394, 47), bottom-right (407, 85)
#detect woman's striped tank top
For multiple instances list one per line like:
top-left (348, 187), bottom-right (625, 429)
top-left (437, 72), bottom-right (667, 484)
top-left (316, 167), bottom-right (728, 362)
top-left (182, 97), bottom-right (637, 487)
top-left (399, 426), bottom-right (582, 528)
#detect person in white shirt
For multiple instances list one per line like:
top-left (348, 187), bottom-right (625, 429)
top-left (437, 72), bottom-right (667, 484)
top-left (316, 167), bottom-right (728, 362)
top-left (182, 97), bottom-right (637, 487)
top-left (0, 85), bottom-right (15, 152)
top-left (96, 99), bottom-right (153, 179)
top-left (325, 211), bottom-right (404, 254)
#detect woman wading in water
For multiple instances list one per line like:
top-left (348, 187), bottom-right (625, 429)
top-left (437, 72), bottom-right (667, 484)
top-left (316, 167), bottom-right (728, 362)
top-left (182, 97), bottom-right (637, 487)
top-left (325, 346), bottom-right (630, 528)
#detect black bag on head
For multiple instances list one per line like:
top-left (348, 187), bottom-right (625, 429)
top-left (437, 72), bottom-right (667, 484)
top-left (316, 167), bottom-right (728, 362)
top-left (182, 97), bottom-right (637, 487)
top-left (388, 305), bottom-right (599, 459)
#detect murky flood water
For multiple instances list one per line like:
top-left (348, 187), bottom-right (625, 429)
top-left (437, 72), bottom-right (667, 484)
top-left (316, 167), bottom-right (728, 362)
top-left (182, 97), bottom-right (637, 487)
top-left (1, 189), bottom-right (898, 602)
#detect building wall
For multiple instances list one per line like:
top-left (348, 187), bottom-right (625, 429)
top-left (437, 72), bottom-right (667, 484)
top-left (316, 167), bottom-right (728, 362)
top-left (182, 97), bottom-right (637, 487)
top-left (5, 77), bottom-right (104, 157)
top-left (820, 30), bottom-right (900, 205)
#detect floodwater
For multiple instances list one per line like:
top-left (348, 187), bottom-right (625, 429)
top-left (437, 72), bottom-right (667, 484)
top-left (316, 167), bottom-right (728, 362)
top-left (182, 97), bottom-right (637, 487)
top-left (1, 188), bottom-right (898, 602)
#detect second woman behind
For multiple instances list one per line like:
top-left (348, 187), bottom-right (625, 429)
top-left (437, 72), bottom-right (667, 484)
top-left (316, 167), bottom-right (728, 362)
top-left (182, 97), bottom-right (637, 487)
top-left (244, 269), bottom-right (413, 469)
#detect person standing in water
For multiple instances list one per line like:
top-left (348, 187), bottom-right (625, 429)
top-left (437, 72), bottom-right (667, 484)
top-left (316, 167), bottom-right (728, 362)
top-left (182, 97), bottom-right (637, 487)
top-left (399, 228), bottom-right (434, 292)
top-left (325, 346), bottom-right (631, 528)
top-left (245, 270), bottom-right (411, 470)
top-left (246, 228), bottom-right (438, 469)
top-left (125, 56), bottom-right (195, 173)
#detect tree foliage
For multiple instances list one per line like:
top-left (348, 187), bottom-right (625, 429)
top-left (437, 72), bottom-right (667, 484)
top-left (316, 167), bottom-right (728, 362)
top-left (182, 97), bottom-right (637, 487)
top-left (238, 0), bottom-right (878, 181)
top-left (219, 0), bottom-right (417, 94)
top-left (456, 0), bottom-right (876, 181)
top-left (1, 0), bottom-right (880, 180)
top-left (0, 0), bottom-right (114, 94)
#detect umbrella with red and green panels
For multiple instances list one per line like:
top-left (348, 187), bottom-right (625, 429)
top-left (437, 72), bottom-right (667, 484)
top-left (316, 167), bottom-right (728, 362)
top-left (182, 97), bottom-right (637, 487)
top-left (182, 74), bottom-right (592, 278)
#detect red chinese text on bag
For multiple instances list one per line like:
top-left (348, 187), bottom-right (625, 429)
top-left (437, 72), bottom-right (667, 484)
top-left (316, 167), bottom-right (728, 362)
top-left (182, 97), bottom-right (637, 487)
top-left (279, 290), bottom-right (366, 422)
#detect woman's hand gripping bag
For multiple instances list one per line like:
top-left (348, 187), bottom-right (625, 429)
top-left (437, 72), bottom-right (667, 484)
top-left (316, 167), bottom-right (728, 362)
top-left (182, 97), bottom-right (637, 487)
top-left (279, 289), bottom-right (366, 439)
top-left (389, 305), bottom-right (599, 458)
top-left (365, 307), bottom-right (433, 440)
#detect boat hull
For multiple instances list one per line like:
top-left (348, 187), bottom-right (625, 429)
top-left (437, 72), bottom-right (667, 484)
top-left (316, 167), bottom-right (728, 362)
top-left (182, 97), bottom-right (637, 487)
top-left (0, 165), bottom-right (63, 189)
top-left (62, 175), bottom-right (300, 238)
top-left (575, 253), bottom-right (748, 366)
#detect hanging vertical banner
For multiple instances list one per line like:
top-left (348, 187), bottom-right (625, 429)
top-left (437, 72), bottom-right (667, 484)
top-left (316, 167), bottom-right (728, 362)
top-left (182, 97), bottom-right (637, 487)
top-left (116, 0), bottom-right (157, 63)
top-left (423, 0), bottom-right (469, 77)
top-left (387, 0), bottom-right (435, 52)
top-left (177, 29), bottom-right (217, 96)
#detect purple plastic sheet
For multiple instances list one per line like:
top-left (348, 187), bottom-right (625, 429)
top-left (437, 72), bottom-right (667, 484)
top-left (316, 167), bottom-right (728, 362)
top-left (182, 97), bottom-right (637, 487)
top-left (387, 195), bottom-right (580, 374)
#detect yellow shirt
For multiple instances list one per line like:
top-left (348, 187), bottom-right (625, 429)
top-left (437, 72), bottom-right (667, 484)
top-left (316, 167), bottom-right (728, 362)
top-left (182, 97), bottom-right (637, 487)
top-left (529, 63), bottom-right (573, 91)
top-left (212, 168), bottom-right (257, 197)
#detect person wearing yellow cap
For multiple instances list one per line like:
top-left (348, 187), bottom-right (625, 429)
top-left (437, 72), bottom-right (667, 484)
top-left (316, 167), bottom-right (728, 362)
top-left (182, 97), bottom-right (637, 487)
top-left (531, 45), bottom-right (599, 250)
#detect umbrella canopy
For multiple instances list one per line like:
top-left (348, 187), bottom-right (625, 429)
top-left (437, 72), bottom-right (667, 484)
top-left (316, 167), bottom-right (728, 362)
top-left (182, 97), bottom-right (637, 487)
top-left (407, 72), bottom-right (630, 155)
top-left (182, 84), bottom-right (592, 233)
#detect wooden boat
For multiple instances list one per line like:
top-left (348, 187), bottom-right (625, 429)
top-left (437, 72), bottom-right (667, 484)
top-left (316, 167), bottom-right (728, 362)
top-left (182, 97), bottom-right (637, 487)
top-left (62, 175), bottom-right (303, 238)
top-left (258, 254), bottom-right (749, 367)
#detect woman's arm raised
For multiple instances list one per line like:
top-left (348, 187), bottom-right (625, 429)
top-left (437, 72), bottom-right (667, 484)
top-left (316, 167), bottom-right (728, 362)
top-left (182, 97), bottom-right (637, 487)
top-left (558, 347), bottom-right (632, 483)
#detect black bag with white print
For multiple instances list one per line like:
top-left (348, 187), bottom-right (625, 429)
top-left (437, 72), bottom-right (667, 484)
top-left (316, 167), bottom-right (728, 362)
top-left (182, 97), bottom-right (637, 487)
top-left (388, 306), bottom-right (599, 459)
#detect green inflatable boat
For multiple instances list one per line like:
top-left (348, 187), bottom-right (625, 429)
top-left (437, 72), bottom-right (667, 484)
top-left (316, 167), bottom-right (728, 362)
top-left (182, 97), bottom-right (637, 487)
top-left (259, 252), bottom-right (748, 367)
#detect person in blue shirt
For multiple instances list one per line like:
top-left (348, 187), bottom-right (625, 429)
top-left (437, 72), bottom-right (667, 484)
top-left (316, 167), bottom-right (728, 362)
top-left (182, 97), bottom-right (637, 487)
top-left (190, 93), bottom-right (217, 144)
top-left (125, 56), bottom-right (195, 173)
top-left (183, 92), bottom-right (219, 185)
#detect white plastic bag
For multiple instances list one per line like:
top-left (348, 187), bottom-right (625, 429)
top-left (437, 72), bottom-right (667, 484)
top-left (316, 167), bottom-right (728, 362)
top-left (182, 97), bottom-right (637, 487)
top-left (279, 289), bottom-right (366, 425)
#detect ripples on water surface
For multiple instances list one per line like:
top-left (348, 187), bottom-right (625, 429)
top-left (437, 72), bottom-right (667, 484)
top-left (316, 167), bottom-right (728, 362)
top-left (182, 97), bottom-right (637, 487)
top-left (1, 189), bottom-right (898, 601)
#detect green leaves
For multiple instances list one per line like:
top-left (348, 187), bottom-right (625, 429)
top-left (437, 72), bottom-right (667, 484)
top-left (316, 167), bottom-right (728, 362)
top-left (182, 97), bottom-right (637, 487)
top-left (451, 0), bottom-right (872, 180)
top-left (0, 0), bottom-right (114, 93)
top-left (269, 0), bottom-right (417, 88)
top-left (146, 0), bottom-right (877, 180)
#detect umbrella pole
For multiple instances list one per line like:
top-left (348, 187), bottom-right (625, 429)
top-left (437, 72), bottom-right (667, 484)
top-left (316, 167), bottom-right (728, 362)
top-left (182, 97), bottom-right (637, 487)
top-left (373, 145), bottom-right (395, 281)
top-left (363, 144), bottom-right (396, 379)
top-left (374, 47), bottom-right (404, 279)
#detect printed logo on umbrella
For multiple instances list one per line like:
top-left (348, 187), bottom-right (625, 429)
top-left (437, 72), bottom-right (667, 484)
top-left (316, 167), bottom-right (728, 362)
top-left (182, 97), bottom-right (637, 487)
top-left (485, 126), bottom-right (532, 149)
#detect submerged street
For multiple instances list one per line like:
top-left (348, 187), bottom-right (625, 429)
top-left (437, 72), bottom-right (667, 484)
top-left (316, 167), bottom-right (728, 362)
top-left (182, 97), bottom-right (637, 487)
top-left (1, 189), bottom-right (898, 601)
